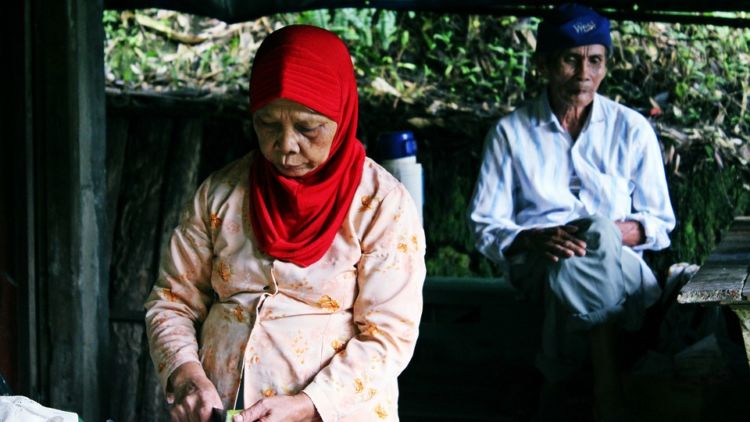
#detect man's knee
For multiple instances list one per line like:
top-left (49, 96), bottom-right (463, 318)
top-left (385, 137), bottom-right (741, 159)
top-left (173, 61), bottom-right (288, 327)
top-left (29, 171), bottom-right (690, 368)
top-left (570, 215), bottom-right (621, 254)
top-left (552, 255), bottom-right (620, 301)
top-left (547, 216), bottom-right (627, 317)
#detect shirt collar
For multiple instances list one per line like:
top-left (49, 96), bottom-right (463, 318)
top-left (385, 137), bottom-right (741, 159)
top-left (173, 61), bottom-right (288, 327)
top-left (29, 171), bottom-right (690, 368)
top-left (534, 89), bottom-right (606, 130)
top-left (588, 93), bottom-right (605, 124)
top-left (535, 89), bottom-right (557, 127)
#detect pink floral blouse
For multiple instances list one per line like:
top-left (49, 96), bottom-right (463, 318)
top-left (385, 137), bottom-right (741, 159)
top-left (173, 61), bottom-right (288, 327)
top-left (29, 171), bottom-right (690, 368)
top-left (145, 152), bottom-right (426, 421)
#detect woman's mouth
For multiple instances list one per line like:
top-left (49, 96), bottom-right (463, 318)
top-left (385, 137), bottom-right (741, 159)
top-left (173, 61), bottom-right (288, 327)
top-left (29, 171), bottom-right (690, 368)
top-left (282, 163), bottom-right (304, 171)
top-left (276, 162), bottom-right (309, 176)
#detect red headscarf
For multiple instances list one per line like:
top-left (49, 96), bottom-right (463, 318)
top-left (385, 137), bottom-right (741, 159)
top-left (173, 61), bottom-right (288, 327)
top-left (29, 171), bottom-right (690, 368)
top-left (248, 25), bottom-right (366, 267)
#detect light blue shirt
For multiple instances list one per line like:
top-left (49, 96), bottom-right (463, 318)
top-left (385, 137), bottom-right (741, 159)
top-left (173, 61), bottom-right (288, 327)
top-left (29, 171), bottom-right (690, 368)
top-left (468, 91), bottom-right (676, 270)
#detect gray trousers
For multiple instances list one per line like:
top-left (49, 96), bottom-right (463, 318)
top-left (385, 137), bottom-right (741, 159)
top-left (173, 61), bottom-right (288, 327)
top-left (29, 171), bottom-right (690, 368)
top-left (509, 215), bottom-right (655, 381)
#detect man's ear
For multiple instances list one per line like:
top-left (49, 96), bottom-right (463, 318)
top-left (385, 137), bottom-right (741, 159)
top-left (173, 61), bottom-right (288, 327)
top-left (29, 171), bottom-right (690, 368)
top-left (533, 53), bottom-right (548, 79)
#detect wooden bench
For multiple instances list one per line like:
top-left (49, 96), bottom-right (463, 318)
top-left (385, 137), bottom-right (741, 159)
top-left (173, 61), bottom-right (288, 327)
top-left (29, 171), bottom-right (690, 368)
top-left (399, 276), bottom-right (543, 421)
top-left (677, 216), bottom-right (750, 365)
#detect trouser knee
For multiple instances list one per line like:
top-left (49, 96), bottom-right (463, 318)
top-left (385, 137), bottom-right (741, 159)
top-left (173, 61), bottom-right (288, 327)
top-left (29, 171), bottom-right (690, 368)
top-left (568, 215), bottom-right (621, 253)
top-left (547, 215), bottom-right (626, 320)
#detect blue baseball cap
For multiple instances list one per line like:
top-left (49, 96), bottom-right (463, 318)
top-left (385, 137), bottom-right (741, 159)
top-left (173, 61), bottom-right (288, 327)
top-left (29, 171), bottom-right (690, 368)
top-left (536, 3), bottom-right (612, 54)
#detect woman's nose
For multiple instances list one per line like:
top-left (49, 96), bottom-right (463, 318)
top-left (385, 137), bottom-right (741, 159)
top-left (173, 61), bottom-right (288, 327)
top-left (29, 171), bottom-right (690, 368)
top-left (277, 126), bottom-right (300, 154)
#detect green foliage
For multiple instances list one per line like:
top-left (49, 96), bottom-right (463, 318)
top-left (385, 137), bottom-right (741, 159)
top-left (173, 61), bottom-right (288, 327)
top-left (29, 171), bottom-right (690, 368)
top-left (648, 141), bottom-right (750, 277)
top-left (601, 21), bottom-right (750, 276)
top-left (103, 10), bottom-right (750, 277)
top-left (426, 246), bottom-right (473, 277)
top-left (605, 21), bottom-right (750, 137)
top-left (276, 11), bottom-right (539, 111)
top-left (103, 9), bottom-right (268, 92)
top-left (103, 11), bottom-right (144, 84)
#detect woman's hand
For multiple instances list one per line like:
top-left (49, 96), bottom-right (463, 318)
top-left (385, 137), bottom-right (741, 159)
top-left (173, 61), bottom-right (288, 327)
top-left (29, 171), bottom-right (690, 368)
top-left (167, 361), bottom-right (224, 422)
top-left (507, 225), bottom-right (587, 262)
top-left (233, 393), bottom-right (321, 422)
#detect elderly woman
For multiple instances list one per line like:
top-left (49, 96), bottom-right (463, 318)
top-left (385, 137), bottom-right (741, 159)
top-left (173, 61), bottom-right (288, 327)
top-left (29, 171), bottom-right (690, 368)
top-left (145, 25), bottom-right (425, 422)
top-left (468, 3), bottom-right (675, 419)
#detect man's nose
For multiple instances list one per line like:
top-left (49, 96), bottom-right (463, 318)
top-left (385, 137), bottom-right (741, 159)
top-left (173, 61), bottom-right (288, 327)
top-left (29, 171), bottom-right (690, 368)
top-left (576, 60), bottom-right (592, 80)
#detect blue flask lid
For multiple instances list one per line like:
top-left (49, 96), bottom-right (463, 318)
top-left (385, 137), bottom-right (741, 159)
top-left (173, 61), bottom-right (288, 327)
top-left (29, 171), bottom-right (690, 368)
top-left (376, 131), bottom-right (417, 160)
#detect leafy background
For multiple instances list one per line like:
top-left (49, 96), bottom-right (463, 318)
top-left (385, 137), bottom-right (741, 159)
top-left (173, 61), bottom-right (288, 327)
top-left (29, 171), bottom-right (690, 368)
top-left (104, 9), bottom-right (750, 278)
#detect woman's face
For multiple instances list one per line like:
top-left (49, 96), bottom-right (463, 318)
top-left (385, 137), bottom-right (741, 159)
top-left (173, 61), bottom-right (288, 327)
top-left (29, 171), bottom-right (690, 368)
top-left (542, 44), bottom-right (608, 109)
top-left (253, 99), bottom-right (338, 177)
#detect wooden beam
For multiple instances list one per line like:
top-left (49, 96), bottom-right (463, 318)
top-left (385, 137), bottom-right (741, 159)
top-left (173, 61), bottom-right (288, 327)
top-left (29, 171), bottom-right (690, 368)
top-left (106, 88), bottom-right (248, 119)
top-left (677, 217), bottom-right (750, 305)
top-left (103, 0), bottom-right (750, 25)
top-left (29, 0), bottom-right (109, 419)
top-left (2, 0), bottom-right (36, 399)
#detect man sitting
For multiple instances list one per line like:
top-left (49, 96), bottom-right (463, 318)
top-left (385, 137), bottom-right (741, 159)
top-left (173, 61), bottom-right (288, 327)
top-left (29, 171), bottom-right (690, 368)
top-left (467, 4), bottom-right (675, 420)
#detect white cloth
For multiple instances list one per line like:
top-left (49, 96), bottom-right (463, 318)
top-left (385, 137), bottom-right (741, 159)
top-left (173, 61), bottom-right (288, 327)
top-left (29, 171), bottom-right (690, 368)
top-left (0, 396), bottom-right (78, 422)
top-left (468, 90), bottom-right (675, 289)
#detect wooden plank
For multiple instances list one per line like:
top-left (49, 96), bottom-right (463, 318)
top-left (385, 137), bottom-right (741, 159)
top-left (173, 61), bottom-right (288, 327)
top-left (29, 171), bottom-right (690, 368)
top-left (154, 118), bottom-right (205, 274)
top-left (110, 323), bottom-right (146, 422)
top-left (197, 118), bottom-right (253, 181)
top-left (729, 305), bottom-right (750, 369)
top-left (678, 217), bottom-right (750, 304)
top-left (419, 321), bottom-right (538, 362)
top-left (106, 117), bottom-right (129, 242)
top-left (106, 89), bottom-right (247, 119)
top-left (30, 0), bottom-right (109, 419)
top-left (2, 0), bottom-right (30, 396)
top-left (402, 278), bottom-right (539, 421)
top-left (109, 117), bottom-right (173, 422)
top-left (677, 264), bottom-right (748, 303)
top-left (139, 355), bottom-right (172, 422)
top-left (103, 0), bottom-right (750, 27)
top-left (110, 117), bottom-right (173, 312)
top-left (423, 276), bottom-right (521, 305)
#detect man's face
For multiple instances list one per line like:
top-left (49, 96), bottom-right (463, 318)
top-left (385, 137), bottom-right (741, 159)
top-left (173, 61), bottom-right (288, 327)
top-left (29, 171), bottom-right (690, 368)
top-left (543, 44), bottom-right (608, 109)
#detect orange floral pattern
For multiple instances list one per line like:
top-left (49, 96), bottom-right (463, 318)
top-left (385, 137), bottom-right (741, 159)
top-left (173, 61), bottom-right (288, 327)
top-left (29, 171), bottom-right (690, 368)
top-left (145, 154), bottom-right (425, 422)
top-left (262, 388), bottom-right (276, 398)
top-left (318, 295), bottom-right (341, 312)
top-left (210, 213), bottom-right (222, 229)
top-left (374, 404), bottom-right (388, 419)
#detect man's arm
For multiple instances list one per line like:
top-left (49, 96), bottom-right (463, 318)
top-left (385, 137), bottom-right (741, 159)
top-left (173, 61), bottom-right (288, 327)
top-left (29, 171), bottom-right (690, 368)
top-left (467, 122), bottom-right (524, 266)
top-left (625, 120), bottom-right (676, 251)
top-left (615, 220), bottom-right (645, 247)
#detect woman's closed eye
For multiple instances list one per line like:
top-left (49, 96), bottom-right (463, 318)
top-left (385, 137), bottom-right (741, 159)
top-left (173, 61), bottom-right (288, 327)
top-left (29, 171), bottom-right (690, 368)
top-left (255, 118), bottom-right (279, 129)
top-left (295, 123), bottom-right (323, 134)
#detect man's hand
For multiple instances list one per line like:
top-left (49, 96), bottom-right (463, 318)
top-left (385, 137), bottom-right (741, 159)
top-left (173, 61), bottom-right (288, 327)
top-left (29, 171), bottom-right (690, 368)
top-left (233, 393), bottom-right (321, 422)
top-left (167, 361), bottom-right (224, 422)
top-left (615, 220), bottom-right (645, 247)
top-left (507, 225), bottom-right (587, 262)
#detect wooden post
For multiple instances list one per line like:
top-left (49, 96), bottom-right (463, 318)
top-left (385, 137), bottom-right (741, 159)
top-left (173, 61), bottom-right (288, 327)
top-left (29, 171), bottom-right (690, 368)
top-left (29, 0), bottom-right (109, 419)
top-left (2, 0), bottom-right (32, 398)
top-left (678, 217), bottom-right (750, 371)
top-left (730, 305), bottom-right (750, 365)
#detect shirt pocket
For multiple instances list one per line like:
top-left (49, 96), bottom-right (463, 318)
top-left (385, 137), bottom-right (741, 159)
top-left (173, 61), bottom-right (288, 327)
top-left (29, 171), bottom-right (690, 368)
top-left (601, 174), bottom-right (632, 216)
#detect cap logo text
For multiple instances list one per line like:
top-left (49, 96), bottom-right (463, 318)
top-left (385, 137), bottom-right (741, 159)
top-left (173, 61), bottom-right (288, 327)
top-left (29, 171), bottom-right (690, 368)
top-left (573, 21), bottom-right (597, 34)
